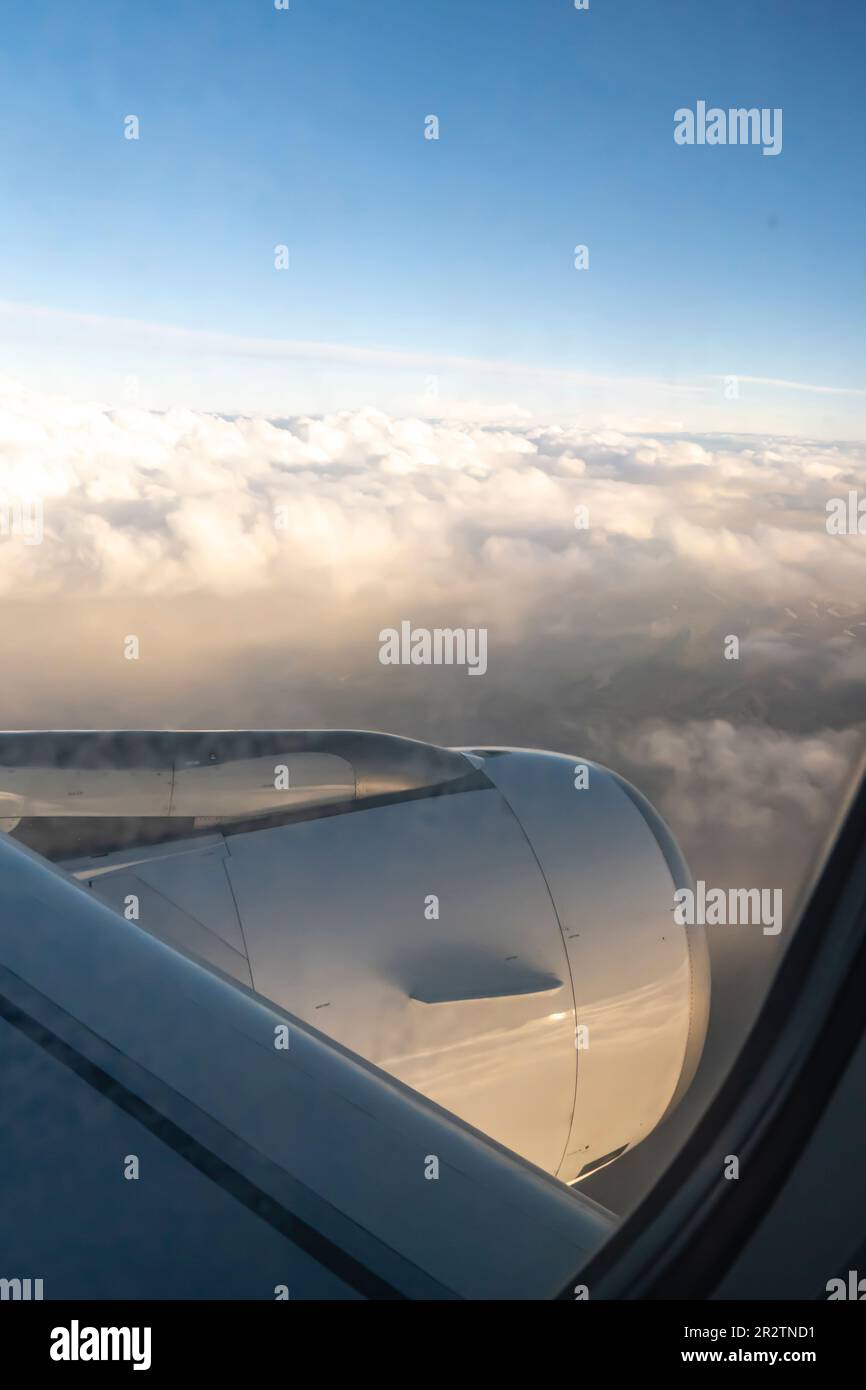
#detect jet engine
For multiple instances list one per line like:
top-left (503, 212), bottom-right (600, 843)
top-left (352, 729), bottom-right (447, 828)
top-left (0, 730), bottom-right (709, 1184)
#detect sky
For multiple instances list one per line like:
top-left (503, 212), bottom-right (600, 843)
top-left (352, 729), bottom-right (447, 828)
top-left (1, 4), bottom-right (865, 1213)
top-left (1, 0), bottom-right (865, 432)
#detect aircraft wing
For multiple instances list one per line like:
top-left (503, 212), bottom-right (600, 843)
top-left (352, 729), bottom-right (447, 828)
top-left (1, 729), bottom-right (708, 1189)
top-left (0, 830), bottom-right (614, 1300)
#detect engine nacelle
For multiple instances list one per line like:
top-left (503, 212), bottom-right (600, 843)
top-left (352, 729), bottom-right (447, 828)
top-left (1, 730), bottom-right (709, 1183)
top-left (466, 747), bottom-right (709, 1180)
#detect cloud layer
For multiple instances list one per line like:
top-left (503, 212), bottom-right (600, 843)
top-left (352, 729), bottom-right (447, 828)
top-left (2, 376), bottom-right (865, 615)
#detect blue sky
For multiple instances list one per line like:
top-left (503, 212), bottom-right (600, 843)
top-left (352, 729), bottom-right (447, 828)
top-left (1, 0), bottom-right (864, 432)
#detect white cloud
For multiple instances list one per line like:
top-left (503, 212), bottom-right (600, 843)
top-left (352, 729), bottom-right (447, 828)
top-left (622, 719), bottom-right (861, 838)
top-left (2, 380), bottom-right (865, 616)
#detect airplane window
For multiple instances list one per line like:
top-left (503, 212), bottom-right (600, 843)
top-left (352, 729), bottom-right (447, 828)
top-left (1, 0), bottom-right (865, 1345)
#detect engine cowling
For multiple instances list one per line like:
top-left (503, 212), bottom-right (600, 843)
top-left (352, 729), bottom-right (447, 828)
top-left (466, 747), bottom-right (709, 1180)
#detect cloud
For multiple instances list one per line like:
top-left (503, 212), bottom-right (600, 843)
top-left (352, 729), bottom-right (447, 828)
top-left (2, 379), bottom-right (865, 614)
top-left (620, 718), bottom-right (860, 839)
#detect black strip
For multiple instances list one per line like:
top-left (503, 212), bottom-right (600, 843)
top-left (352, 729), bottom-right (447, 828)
top-left (0, 988), bottom-right (407, 1301)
